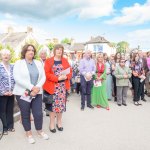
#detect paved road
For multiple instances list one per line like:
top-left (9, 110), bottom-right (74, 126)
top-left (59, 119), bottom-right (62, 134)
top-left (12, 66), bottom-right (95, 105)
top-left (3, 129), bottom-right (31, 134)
top-left (1, 92), bottom-right (150, 150)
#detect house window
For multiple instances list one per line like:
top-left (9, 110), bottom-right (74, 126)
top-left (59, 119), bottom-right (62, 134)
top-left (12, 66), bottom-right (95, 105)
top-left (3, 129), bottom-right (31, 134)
top-left (93, 45), bottom-right (103, 53)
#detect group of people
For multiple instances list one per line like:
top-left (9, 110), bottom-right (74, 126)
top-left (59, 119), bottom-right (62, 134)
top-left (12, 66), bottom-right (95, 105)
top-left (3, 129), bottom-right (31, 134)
top-left (0, 43), bottom-right (150, 144)
top-left (0, 44), bottom-right (72, 144)
top-left (71, 50), bottom-right (150, 109)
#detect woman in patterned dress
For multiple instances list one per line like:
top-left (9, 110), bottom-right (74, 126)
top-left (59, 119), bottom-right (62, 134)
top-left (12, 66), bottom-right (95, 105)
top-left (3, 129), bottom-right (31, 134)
top-left (43, 44), bottom-right (72, 133)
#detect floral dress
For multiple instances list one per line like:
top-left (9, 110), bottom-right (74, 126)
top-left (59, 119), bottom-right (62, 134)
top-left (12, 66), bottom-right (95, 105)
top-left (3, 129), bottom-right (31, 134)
top-left (50, 61), bottom-right (66, 113)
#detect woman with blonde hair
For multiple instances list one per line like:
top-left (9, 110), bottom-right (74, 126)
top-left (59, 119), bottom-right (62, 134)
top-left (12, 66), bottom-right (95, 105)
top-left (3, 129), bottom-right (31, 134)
top-left (43, 44), bottom-right (72, 133)
top-left (91, 53), bottom-right (109, 110)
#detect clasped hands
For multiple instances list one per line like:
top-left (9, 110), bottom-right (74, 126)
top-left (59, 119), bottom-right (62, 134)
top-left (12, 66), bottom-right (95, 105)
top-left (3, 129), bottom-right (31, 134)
top-left (30, 86), bottom-right (40, 97)
top-left (4, 91), bottom-right (13, 96)
top-left (123, 74), bottom-right (128, 79)
top-left (85, 73), bottom-right (92, 81)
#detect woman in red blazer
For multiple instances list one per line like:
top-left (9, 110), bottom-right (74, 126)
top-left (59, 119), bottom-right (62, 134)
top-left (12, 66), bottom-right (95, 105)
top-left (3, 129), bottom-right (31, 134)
top-left (43, 44), bottom-right (72, 133)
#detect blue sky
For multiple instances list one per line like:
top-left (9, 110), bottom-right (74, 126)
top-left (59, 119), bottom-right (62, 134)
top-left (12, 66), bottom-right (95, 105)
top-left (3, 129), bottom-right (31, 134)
top-left (0, 0), bottom-right (150, 49)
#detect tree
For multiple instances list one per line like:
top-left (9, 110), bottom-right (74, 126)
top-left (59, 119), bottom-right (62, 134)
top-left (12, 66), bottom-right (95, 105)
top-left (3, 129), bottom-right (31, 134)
top-left (116, 41), bottom-right (129, 53)
top-left (61, 38), bottom-right (71, 44)
top-left (47, 42), bottom-right (54, 51)
top-left (0, 43), bottom-right (3, 50)
top-left (110, 42), bottom-right (117, 49)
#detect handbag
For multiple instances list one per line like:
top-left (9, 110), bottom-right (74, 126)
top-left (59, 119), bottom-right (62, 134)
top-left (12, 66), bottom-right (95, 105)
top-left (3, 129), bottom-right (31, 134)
top-left (43, 90), bottom-right (54, 104)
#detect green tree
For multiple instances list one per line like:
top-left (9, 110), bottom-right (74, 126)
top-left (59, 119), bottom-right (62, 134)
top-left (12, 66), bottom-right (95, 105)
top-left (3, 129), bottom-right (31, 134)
top-left (0, 43), bottom-right (3, 50)
top-left (5, 44), bottom-right (18, 63)
top-left (117, 41), bottom-right (129, 53)
top-left (61, 38), bottom-right (71, 44)
top-left (110, 42), bottom-right (117, 49)
top-left (47, 42), bottom-right (54, 51)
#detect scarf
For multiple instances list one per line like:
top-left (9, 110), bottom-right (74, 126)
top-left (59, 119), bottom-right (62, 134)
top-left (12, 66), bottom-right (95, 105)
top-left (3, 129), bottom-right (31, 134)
top-left (97, 63), bottom-right (105, 77)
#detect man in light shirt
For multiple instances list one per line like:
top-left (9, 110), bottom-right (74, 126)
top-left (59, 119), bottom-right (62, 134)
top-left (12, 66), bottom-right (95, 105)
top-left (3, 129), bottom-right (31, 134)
top-left (79, 50), bottom-right (96, 110)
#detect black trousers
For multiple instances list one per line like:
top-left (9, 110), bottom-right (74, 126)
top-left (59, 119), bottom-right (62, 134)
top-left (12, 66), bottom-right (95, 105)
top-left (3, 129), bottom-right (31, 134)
top-left (16, 94), bottom-right (43, 131)
top-left (132, 76), bottom-right (145, 101)
top-left (76, 83), bottom-right (81, 94)
top-left (0, 95), bottom-right (14, 131)
top-left (112, 75), bottom-right (117, 97)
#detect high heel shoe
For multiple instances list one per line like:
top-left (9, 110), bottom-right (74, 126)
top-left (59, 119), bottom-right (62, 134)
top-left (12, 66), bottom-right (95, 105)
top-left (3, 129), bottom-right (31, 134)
top-left (56, 124), bottom-right (63, 131)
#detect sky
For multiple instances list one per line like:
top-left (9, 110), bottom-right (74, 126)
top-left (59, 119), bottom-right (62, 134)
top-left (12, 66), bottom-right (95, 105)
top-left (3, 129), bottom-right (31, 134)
top-left (0, 0), bottom-right (150, 50)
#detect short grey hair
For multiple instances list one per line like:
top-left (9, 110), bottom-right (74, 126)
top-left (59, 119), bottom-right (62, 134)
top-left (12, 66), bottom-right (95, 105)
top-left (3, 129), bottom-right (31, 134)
top-left (0, 49), bottom-right (11, 55)
top-left (38, 46), bottom-right (49, 56)
top-left (0, 49), bottom-right (11, 60)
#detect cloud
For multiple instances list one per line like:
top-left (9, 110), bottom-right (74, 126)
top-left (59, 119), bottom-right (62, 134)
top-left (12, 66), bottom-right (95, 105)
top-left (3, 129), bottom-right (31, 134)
top-left (78, 0), bottom-right (115, 19)
top-left (105, 0), bottom-right (150, 25)
top-left (0, 0), bottom-right (115, 20)
top-left (126, 28), bottom-right (150, 49)
top-left (0, 20), bottom-right (16, 33)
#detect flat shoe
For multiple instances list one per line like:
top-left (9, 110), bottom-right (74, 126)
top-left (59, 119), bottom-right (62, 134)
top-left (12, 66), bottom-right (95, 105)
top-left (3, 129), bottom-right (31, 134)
top-left (49, 128), bottom-right (56, 133)
top-left (8, 128), bottom-right (15, 132)
top-left (122, 103), bottom-right (127, 106)
top-left (3, 131), bottom-right (8, 135)
top-left (56, 124), bottom-right (63, 131)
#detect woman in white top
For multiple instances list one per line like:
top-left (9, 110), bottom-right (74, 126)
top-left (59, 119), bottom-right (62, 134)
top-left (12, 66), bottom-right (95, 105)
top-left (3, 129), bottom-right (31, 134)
top-left (13, 44), bottom-right (49, 144)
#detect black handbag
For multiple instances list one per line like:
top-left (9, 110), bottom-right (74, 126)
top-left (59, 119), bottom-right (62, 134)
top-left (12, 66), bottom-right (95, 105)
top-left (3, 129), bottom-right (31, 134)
top-left (43, 90), bottom-right (54, 104)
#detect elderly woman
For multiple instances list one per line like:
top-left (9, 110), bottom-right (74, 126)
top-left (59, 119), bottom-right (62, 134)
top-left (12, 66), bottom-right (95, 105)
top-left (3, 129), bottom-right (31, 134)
top-left (43, 44), bottom-right (72, 133)
top-left (114, 58), bottom-right (131, 106)
top-left (0, 49), bottom-right (15, 135)
top-left (13, 44), bottom-right (49, 144)
top-left (38, 47), bottom-right (49, 116)
top-left (39, 46), bottom-right (49, 65)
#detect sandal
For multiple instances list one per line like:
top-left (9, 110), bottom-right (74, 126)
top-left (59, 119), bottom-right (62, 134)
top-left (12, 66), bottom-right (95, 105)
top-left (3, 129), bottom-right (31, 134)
top-left (8, 128), bottom-right (15, 132)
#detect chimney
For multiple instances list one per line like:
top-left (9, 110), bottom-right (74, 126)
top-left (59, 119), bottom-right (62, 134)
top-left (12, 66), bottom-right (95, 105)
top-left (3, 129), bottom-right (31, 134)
top-left (27, 26), bottom-right (33, 33)
top-left (91, 36), bottom-right (94, 40)
top-left (7, 26), bottom-right (13, 34)
top-left (71, 38), bottom-right (75, 46)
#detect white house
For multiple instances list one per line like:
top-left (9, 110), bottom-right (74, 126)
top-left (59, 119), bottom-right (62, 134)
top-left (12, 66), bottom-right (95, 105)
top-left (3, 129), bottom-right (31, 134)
top-left (85, 36), bottom-right (116, 56)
